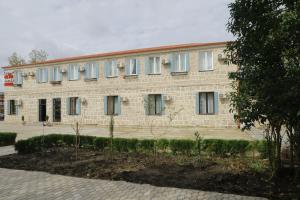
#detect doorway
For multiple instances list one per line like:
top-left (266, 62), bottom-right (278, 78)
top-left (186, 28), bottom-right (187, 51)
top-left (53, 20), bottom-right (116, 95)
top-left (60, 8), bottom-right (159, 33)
top-left (53, 98), bottom-right (61, 122)
top-left (38, 99), bottom-right (47, 122)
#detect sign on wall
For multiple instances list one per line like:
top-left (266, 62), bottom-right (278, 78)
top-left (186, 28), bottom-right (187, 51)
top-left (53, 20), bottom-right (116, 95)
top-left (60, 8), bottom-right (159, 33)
top-left (4, 71), bottom-right (14, 87)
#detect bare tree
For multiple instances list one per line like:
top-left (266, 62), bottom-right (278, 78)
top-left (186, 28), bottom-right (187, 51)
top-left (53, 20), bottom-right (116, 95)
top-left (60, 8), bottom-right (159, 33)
top-left (71, 121), bottom-right (83, 160)
top-left (8, 52), bottom-right (26, 66)
top-left (28, 49), bottom-right (48, 64)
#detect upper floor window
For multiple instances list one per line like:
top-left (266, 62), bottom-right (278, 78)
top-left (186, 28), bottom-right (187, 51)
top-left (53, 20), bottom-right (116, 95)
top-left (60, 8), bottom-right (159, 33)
top-left (145, 56), bottom-right (161, 74)
top-left (145, 94), bottom-right (163, 115)
top-left (199, 51), bottom-right (213, 71)
top-left (50, 66), bottom-right (62, 82)
top-left (68, 64), bottom-right (80, 81)
top-left (125, 58), bottom-right (140, 76)
top-left (104, 96), bottom-right (121, 115)
top-left (105, 60), bottom-right (119, 77)
top-left (13, 71), bottom-right (23, 86)
top-left (195, 92), bottom-right (218, 115)
top-left (7, 100), bottom-right (17, 115)
top-left (36, 68), bottom-right (48, 83)
top-left (84, 62), bottom-right (99, 80)
top-left (66, 97), bottom-right (81, 115)
top-left (170, 53), bottom-right (190, 73)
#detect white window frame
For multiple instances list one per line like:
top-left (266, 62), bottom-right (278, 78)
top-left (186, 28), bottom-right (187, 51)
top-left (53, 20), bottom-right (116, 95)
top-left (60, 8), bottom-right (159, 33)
top-left (69, 64), bottom-right (79, 80)
top-left (109, 60), bottom-right (118, 77)
top-left (129, 59), bottom-right (137, 75)
top-left (149, 56), bottom-right (161, 74)
top-left (199, 92), bottom-right (215, 115)
top-left (199, 51), bottom-right (213, 71)
top-left (40, 68), bottom-right (48, 83)
top-left (88, 63), bottom-right (97, 79)
top-left (69, 97), bottom-right (80, 115)
top-left (175, 53), bottom-right (188, 72)
top-left (51, 66), bottom-right (61, 81)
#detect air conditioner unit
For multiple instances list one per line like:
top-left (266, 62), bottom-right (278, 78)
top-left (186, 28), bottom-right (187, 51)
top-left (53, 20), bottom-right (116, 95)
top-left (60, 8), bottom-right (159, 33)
top-left (162, 95), bottom-right (172, 101)
top-left (21, 73), bottom-right (28, 77)
top-left (121, 97), bottom-right (129, 102)
top-left (79, 66), bottom-right (85, 72)
top-left (117, 62), bottom-right (125, 69)
top-left (15, 100), bottom-right (23, 106)
top-left (218, 54), bottom-right (227, 61)
top-left (219, 93), bottom-right (227, 99)
top-left (161, 59), bottom-right (170, 65)
top-left (61, 68), bottom-right (67, 73)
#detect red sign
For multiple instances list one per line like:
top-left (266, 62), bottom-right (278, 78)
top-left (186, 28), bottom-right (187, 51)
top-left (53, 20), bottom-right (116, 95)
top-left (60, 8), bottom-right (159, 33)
top-left (4, 71), bottom-right (14, 87)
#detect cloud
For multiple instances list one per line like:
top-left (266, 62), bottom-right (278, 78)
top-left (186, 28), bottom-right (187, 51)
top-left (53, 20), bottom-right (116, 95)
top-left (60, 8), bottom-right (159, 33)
top-left (0, 0), bottom-right (234, 91)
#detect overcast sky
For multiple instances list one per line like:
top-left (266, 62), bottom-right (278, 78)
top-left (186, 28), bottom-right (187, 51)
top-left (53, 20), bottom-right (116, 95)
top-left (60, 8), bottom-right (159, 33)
top-left (0, 0), bottom-right (234, 91)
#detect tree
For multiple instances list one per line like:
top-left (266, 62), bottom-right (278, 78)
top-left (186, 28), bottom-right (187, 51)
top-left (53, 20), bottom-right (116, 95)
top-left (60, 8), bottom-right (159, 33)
top-left (8, 52), bottom-right (26, 66)
top-left (28, 49), bottom-right (48, 64)
top-left (226, 0), bottom-right (300, 177)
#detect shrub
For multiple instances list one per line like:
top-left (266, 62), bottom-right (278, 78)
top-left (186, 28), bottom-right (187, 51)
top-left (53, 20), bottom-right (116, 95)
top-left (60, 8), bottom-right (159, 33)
top-left (0, 132), bottom-right (17, 146)
top-left (93, 137), bottom-right (109, 151)
top-left (139, 139), bottom-right (155, 152)
top-left (202, 139), bottom-right (250, 156)
top-left (257, 140), bottom-right (268, 159)
top-left (79, 135), bottom-right (96, 148)
top-left (169, 139), bottom-right (195, 155)
top-left (113, 138), bottom-right (130, 152)
top-left (157, 139), bottom-right (169, 152)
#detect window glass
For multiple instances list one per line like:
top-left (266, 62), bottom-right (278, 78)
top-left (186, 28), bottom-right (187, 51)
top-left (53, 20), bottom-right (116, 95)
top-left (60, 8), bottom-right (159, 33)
top-left (107, 96), bottom-right (118, 115)
top-left (175, 53), bottom-right (188, 72)
top-left (149, 57), bottom-right (161, 74)
top-left (130, 59), bottom-right (137, 75)
top-left (148, 94), bottom-right (162, 115)
top-left (199, 92), bottom-right (215, 114)
top-left (199, 51), bottom-right (213, 71)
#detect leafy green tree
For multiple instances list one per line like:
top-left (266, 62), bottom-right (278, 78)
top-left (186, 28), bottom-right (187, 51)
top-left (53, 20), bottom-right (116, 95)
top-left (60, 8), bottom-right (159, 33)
top-left (226, 0), bottom-right (300, 176)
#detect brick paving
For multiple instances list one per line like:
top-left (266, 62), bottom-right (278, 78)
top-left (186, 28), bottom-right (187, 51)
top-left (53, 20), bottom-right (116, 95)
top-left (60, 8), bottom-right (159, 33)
top-left (0, 146), bottom-right (267, 200)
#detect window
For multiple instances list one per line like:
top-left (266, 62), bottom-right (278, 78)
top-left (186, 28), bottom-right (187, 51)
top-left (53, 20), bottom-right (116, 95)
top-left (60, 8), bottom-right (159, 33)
top-left (14, 71), bottom-right (23, 85)
top-left (105, 60), bottom-right (119, 77)
top-left (146, 94), bottom-right (163, 115)
top-left (174, 53), bottom-right (189, 72)
top-left (104, 96), bottom-right (121, 115)
top-left (148, 57), bottom-right (161, 74)
top-left (67, 97), bottom-right (81, 115)
top-left (36, 68), bottom-right (48, 83)
top-left (85, 62), bottom-right (99, 80)
top-left (199, 51), bottom-right (213, 71)
top-left (7, 100), bottom-right (16, 115)
top-left (130, 59), bottom-right (137, 75)
top-left (68, 64), bottom-right (80, 80)
top-left (50, 66), bottom-right (62, 82)
top-left (196, 92), bottom-right (218, 115)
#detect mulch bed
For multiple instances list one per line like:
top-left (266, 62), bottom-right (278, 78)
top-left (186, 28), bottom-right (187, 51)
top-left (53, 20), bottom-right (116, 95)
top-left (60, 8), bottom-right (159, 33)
top-left (0, 147), bottom-right (299, 199)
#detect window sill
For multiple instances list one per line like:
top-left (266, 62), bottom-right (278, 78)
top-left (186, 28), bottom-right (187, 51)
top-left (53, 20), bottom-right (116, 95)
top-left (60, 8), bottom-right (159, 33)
top-left (199, 69), bottom-right (214, 72)
top-left (147, 73), bottom-right (161, 76)
top-left (171, 71), bottom-right (188, 75)
top-left (50, 80), bottom-right (62, 84)
top-left (68, 79), bottom-right (80, 81)
top-left (84, 78), bottom-right (97, 82)
top-left (124, 74), bottom-right (138, 79)
top-left (106, 76), bottom-right (118, 78)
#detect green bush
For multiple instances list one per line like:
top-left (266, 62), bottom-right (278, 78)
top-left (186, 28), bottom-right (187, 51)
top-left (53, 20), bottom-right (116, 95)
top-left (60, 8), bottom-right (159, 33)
top-left (202, 139), bottom-right (250, 156)
top-left (93, 137), bottom-right (109, 151)
top-left (257, 140), bottom-right (268, 159)
top-left (157, 139), bottom-right (169, 151)
top-left (139, 139), bottom-right (155, 152)
top-left (169, 139), bottom-right (195, 155)
top-left (79, 135), bottom-right (96, 148)
top-left (114, 138), bottom-right (130, 152)
top-left (0, 132), bottom-right (17, 146)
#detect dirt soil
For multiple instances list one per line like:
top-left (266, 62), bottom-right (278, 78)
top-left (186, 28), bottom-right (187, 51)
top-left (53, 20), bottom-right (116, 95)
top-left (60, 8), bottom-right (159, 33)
top-left (0, 147), bottom-right (299, 200)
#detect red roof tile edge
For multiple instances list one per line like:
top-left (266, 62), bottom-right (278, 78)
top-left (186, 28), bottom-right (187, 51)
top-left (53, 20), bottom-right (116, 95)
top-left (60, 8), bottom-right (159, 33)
top-left (2, 41), bottom-right (229, 69)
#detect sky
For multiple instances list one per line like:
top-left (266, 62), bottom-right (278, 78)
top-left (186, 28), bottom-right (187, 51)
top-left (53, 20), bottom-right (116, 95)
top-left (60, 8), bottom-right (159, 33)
top-left (0, 0), bottom-right (234, 91)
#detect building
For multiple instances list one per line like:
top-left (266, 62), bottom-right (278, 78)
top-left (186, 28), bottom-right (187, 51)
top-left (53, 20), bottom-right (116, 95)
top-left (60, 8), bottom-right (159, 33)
top-left (0, 92), bottom-right (4, 120)
top-left (2, 42), bottom-right (237, 130)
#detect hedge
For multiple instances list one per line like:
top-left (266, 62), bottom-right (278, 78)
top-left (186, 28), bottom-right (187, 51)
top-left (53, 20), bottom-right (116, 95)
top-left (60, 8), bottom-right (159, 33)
top-left (14, 134), bottom-right (267, 158)
top-left (0, 132), bottom-right (17, 147)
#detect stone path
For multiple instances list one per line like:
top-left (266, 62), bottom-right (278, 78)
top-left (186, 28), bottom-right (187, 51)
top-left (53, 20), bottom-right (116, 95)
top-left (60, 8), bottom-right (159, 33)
top-left (0, 146), bottom-right (266, 200)
top-left (0, 145), bottom-right (15, 156)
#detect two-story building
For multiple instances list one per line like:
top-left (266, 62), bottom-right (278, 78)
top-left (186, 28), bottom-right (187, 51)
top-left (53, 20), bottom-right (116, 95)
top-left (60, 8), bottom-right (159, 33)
top-left (2, 42), bottom-right (238, 130)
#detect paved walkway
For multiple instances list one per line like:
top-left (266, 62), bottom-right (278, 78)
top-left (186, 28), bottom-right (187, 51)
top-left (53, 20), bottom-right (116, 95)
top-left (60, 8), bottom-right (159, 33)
top-left (0, 122), bottom-right (259, 141)
top-left (0, 146), bottom-right (266, 200)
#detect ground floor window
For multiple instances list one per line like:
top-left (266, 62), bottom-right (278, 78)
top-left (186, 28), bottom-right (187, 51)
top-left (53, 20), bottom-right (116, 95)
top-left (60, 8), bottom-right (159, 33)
top-left (145, 94), bottom-right (163, 115)
top-left (7, 100), bottom-right (16, 115)
top-left (196, 92), bottom-right (218, 115)
top-left (104, 96), bottom-right (121, 115)
top-left (67, 97), bottom-right (81, 115)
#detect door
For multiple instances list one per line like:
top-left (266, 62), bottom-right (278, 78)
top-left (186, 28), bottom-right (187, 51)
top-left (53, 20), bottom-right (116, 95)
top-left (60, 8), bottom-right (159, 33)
top-left (53, 98), bottom-right (61, 122)
top-left (38, 99), bottom-right (47, 122)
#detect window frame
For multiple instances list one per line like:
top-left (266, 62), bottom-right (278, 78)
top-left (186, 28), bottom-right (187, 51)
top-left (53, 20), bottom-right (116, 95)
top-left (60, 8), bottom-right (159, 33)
top-left (69, 64), bottom-right (80, 81)
top-left (68, 97), bottom-right (80, 115)
top-left (199, 51), bottom-right (213, 71)
top-left (8, 100), bottom-right (16, 115)
top-left (50, 66), bottom-right (61, 82)
top-left (198, 92), bottom-right (215, 115)
top-left (148, 56), bottom-right (161, 74)
top-left (147, 94), bottom-right (163, 116)
top-left (106, 96), bottom-right (119, 115)
top-left (129, 58), bottom-right (138, 75)
top-left (174, 53), bottom-right (188, 72)
top-left (108, 60), bottom-right (119, 77)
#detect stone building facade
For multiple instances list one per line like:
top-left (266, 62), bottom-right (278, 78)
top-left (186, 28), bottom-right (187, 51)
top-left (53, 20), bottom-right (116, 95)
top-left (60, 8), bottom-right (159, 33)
top-left (3, 42), bottom-right (237, 129)
top-left (0, 92), bottom-right (4, 120)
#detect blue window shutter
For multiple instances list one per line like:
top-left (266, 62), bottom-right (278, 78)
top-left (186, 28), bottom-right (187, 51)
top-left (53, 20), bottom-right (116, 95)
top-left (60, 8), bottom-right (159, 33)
top-left (169, 54), bottom-right (175, 73)
top-left (115, 96), bottom-right (121, 115)
top-left (136, 59), bottom-right (140, 75)
top-left (16, 105), bottom-right (19, 115)
top-left (6, 101), bottom-right (10, 115)
top-left (84, 63), bottom-right (89, 79)
top-left (186, 53), bottom-right (190, 72)
top-left (76, 98), bottom-right (81, 115)
top-left (104, 96), bottom-right (108, 115)
top-left (125, 59), bottom-right (130, 75)
top-left (214, 92), bottom-right (219, 114)
top-left (76, 64), bottom-right (80, 80)
top-left (49, 67), bottom-right (53, 81)
top-left (36, 69), bottom-right (40, 83)
top-left (19, 72), bottom-right (23, 85)
top-left (66, 98), bottom-right (70, 115)
top-left (161, 94), bottom-right (165, 115)
top-left (45, 68), bottom-right (48, 82)
top-left (58, 67), bottom-right (62, 81)
top-left (104, 61), bottom-right (110, 77)
top-left (144, 95), bottom-right (149, 115)
top-left (144, 57), bottom-right (149, 75)
top-left (13, 72), bottom-right (18, 85)
top-left (68, 65), bottom-right (71, 80)
top-left (95, 63), bottom-right (99, 79)
top-left (195, 93), bottom-right (200, 114)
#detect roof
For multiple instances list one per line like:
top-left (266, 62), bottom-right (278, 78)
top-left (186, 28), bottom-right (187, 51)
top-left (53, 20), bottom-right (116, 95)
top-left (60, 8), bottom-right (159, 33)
top-left (3, 41), bottom-right (228, 69)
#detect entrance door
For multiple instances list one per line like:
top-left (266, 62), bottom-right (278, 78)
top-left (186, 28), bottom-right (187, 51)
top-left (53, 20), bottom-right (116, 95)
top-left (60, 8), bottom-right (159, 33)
top-left (38, 99), bottom-right (47, 122)
top-left (53, 98), bottom-right (61, 122)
